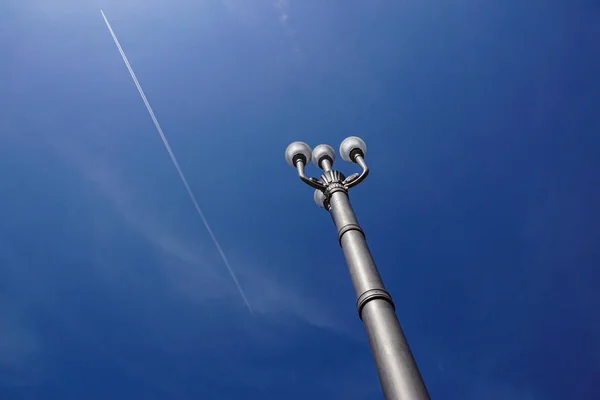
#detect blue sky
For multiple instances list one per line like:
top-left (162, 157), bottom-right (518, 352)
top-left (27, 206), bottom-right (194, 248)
top-left (1, 0), bottom-right (599, 399)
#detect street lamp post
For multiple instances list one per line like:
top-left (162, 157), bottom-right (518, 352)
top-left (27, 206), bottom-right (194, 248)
top-left (285, 137), bottom-right (430, 400)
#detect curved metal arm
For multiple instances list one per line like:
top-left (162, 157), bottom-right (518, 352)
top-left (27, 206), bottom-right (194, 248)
top-left (296, 161), bottom-right (326, 190)
top-left (343, 155), bottom-right (369, 188)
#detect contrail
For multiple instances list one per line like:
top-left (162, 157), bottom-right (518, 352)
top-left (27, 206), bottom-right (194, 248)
top-left (100, 9), bottom-right (253, 314)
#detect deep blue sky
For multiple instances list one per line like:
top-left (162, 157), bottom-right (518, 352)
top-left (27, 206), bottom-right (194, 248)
top-left (2, 0), bottom-right (600, 399)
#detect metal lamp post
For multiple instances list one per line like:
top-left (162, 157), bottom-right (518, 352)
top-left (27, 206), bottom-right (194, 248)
top-left (285, 137), bottom-right (430, 400)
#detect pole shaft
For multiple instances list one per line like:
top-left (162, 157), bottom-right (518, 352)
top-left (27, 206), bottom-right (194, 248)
top-left (328, 190), bottom-right (430, 400)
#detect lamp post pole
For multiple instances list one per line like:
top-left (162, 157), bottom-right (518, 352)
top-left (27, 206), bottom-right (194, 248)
top-left (285, 138), bottom-right (430, 400)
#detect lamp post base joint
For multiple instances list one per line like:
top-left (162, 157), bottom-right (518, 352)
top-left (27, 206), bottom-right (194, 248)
top-left (356, 288), bottom-right (395, 320)
top-left (336, 223), bottom-right (365, 246)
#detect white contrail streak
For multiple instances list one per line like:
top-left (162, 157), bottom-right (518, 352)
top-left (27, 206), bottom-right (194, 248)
top-left (100, 9), bottom-right (253, 314)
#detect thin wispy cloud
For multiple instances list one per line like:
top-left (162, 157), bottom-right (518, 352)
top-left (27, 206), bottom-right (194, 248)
top-left (273, 0), bottom-right (290, 25)
top-left (0, 257), bottom-right (41, 387)
top-left (0, 318), bottom-right (39, 373)
top-left (223, 0), bottom-right (300, 52)
top-left (469, 381), bottom-right (539, 400)
top-left (273, 0), bottom-right (300, 52)
top-left (0, 322), bottom-right (40, 387)
top-left (430, 354), bottom-right (541, 400)
top-left (40, 122), bottom-right (353, 336)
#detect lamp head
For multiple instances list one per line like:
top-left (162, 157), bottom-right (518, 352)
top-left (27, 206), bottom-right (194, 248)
top-left (339, 136), bottom-right (367, 163)
top-left (311, 144), bottom-right (336, 169)
top-left (285, 141), bottom-right (312, 167)
top-left (313, 189), bottom-right (326, 208)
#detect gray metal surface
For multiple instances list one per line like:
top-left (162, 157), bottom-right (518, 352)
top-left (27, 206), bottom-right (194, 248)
top-left (329, 190), bottom-right (430, 400)
top-left (285, 137), bottom-right (430, 400)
